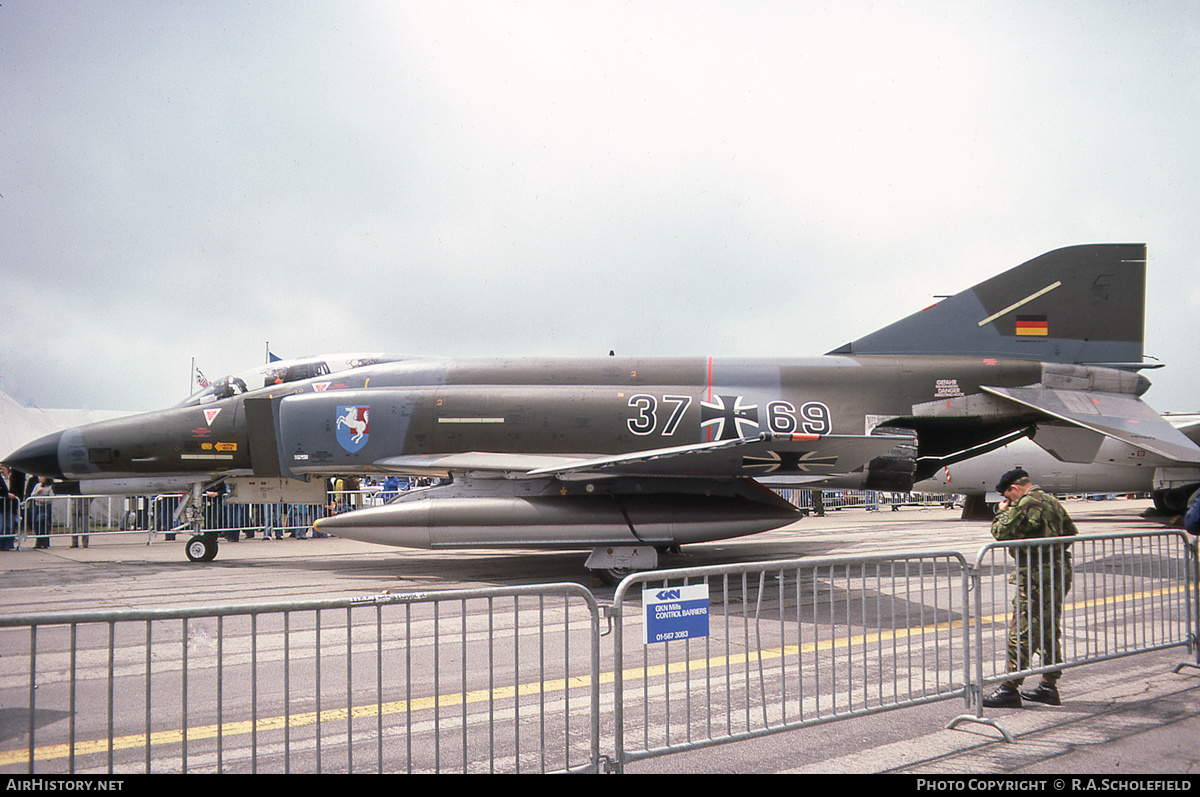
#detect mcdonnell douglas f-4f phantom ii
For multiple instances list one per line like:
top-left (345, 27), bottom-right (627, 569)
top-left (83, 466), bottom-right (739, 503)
top-left (7, 243), bottom-right (1200, 581)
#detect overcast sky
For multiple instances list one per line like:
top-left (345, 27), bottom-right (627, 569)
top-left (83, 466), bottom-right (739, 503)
top-left (2, 1), bottom-right (1197, 416)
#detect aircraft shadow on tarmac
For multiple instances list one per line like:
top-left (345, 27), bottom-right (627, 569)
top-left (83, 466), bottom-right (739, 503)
top-left (185, 533), bottom-right (870, 590)
top-left (0, 707), bottom-right (72, 745)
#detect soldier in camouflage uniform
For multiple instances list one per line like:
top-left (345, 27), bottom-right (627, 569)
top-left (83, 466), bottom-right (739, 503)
top-left (982, 469), bottom-right (1077, 708)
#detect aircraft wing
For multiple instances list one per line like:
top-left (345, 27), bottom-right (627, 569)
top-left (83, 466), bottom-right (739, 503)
top-left (373, 433), bottom-right (906, 480)
top-left (982, 385), bottom-right (1200, 464)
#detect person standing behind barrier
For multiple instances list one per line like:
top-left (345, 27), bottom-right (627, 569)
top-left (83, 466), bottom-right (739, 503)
top-left (69, 492), bottom-right (90, 549)
top-left (0, 466), bottom-right (19, 551)
top-left (27, 477), bottom-right (54, 549)
top-left (982, 469), bottom-right (1077, 708)
top-left (1184, 487), bottom-right (1200, 536)
top-left (289, 503), bottom-right (311, 538)
top-left (380, 475), bottom-right (400, 503)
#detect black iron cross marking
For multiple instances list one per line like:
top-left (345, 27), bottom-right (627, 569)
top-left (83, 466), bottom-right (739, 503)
top-left (700, 395), bottom-right (759, 441)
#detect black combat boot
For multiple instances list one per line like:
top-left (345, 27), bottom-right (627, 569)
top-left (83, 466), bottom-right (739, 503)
top-left (1019, 682), bottom-right (1061, 706)
top-left (982, 684), bottom-right (1022, 708)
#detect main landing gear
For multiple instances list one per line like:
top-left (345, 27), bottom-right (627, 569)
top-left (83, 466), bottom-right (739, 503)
top-left (185, 533), bottom-right (219, 563)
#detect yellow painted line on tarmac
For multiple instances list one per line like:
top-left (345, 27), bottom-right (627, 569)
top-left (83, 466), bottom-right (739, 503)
top-left (0, 583), bottom-right (1190, 766)
top-left (0, 673), bottom-right (602, 767)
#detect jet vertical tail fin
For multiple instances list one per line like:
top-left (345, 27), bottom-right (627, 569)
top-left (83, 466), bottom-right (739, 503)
top-left (828, 243), bottom-right (1148, 368)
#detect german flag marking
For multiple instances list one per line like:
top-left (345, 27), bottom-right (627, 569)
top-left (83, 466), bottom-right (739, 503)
top-left (1015, 315), bottom-right (1048, 336)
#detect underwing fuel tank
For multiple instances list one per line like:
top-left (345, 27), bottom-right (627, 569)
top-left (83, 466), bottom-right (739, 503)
top-left (314, 482), bottom-right (802, 549)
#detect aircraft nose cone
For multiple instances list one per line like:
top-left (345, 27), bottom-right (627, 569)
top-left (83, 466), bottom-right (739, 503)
top-left (3, 430), bottom-right (65, 479)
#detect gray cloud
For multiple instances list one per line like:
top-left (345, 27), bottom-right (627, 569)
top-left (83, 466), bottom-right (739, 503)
top-left (2, 1), bottom-right (1197, 414)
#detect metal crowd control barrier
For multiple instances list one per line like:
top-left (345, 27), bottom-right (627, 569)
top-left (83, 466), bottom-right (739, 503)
top-left (0, 585), bottom-right (602, 774)
top-left (775, 489), bottom-right (957, 513)
top-left (0, 531), bottom-right (1194, 774)
top-left (608, 552), bottom-right (972, 772)
top-left (0, 489), bottom-right (963, 551)
top-left (0, 493), bottom-right (376, 549)
top-left (949, 530), bottom-right (1199, 740)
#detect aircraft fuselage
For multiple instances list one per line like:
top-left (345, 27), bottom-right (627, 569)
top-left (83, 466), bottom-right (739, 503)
top-left (27, 354), bottom-right (1109, 488)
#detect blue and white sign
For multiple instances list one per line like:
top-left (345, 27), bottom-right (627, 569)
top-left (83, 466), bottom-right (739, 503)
top-left (643, 584), bottom-right (709, 644)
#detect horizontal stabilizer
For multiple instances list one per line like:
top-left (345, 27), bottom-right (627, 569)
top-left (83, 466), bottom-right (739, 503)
top-left (982, 385), bottom-right (1200, 464)
top-left (1023, 423), bottom-right (1106, 464)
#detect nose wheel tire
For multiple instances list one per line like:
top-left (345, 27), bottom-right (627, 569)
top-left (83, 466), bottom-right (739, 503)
top-left (185, 534), bottom-right (218, 563)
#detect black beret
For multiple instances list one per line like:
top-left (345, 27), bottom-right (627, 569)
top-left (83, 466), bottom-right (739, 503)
top-left (995, 468), bottom-right (1029, 493)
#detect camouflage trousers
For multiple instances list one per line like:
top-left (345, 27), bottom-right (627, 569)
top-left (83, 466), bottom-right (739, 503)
top-left (1004, 575), bottom-right (1071, 687)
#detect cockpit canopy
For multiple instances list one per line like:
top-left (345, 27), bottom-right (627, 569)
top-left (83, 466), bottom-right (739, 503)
top-left (178, 353), bottom-right (395, 406)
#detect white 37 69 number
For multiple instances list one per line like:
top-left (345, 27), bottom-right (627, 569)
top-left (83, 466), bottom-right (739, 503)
top-left (626, 394), bottom-right (831, 437)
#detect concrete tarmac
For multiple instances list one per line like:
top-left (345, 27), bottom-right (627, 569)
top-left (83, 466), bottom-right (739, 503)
top-left (628, 645), bottom-right (1200, 776)
top-left (1, 497), bottom-right (1198, 776)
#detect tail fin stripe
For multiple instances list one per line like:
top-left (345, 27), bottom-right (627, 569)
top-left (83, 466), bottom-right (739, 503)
top-left (977, 281), bottom-right (1062, 327)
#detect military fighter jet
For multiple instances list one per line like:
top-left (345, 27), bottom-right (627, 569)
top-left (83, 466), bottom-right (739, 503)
top-left (7, 243), bottom-right (1198, 581)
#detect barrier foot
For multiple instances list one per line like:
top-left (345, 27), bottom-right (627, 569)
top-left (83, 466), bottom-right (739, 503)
top-left (946, 714), bottom-right (1016, 743)
top-left (1171, 661), bottom-right (1200, 675)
